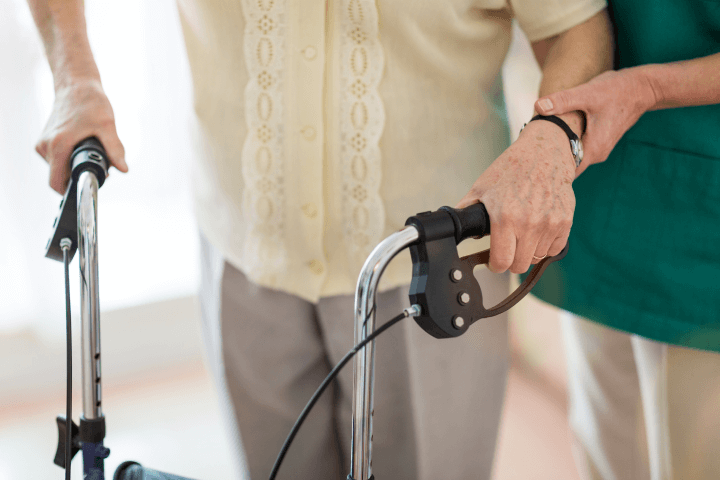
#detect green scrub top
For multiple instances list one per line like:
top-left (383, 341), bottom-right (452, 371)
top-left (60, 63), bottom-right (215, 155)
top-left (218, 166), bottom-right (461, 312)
top-left (524, 0), bottom-right (720, 352)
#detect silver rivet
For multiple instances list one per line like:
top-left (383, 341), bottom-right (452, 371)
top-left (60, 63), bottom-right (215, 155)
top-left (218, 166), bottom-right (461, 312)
top-left (451, 269), bottom-right (463, 282)
top-left (453, 316), bottom-right (465, 329)
top-left (458, 292), bottom-right (470, 305)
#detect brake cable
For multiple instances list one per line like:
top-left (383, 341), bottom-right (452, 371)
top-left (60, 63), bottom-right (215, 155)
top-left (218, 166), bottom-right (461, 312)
top-left (61, 238), bottom-right (73, 480)
top-left (268, 304), bottom-right (420, 480)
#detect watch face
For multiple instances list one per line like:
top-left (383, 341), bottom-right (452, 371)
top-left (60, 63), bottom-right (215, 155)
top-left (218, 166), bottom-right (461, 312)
top-left (571, 139), bottom-right (583, 166)
top-left (576, 139), bottom-right (584, 165)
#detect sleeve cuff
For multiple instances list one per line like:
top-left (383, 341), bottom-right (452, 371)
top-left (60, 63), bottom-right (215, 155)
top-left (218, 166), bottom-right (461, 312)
top-left (519, 0), bottom-right (607, 43)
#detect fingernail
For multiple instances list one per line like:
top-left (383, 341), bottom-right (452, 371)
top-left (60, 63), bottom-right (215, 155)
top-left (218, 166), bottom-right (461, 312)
top-left (538, 98), bottom-right (553, 112)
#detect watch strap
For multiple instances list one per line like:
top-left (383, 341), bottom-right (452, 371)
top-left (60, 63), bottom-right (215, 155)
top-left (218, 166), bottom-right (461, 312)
top-left (529, 114), bottom-right (579, 141)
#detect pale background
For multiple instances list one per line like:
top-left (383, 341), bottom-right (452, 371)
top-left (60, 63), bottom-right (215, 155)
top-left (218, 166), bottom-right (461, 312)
top-left (2, 1), bottom-right (717, 479)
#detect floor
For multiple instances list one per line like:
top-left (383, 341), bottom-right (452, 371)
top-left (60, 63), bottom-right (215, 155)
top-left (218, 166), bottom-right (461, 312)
top-left (0, 361), bottom-right (239, 480)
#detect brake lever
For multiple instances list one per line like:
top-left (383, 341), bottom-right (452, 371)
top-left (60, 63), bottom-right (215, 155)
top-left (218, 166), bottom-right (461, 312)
top-left (460, 243), bottom-right (568, 318)
top-left (45, 137), bottom-right (109, 262)
top-left (406, 206), bottom-right (568, 339)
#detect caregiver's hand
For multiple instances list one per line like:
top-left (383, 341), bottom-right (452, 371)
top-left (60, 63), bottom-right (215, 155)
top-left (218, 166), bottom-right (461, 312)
top-left (456, 119), bottom-right (576, 274)
top-left (37, 77), bottom-right (127, 193)
top-left (535, 69), bottom-right (658, 176)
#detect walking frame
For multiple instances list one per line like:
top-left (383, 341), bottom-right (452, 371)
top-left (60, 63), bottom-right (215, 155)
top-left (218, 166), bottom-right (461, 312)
top-left (46, 138), bottom-right (566, 480)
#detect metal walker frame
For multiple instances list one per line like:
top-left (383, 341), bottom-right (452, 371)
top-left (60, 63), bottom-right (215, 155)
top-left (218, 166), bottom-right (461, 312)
top-left (46, 139), bottom-right (565, 480)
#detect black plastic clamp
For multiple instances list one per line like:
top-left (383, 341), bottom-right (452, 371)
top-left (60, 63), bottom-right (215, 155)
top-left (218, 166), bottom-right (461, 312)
top-left (405, 204), bottom-right (568, 339)
top-left (45, 137), bottom-right (109, 263)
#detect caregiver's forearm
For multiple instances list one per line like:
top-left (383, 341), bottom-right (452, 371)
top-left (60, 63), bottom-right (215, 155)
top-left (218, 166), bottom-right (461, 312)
top-left (641, 52), bottom-right (720, 110)
top-left (26, 0), bottom-right (100, 90)
top-left (533, 10), bottom-right (615, 135)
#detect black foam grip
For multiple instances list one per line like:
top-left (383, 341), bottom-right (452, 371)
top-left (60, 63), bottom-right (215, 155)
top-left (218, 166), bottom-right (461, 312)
top-left (71, 136), bottom-right (109, 187)
top-left (73, 137), bottom-right (106, 154)
top-left (439, 203), bottom-right (491, 244)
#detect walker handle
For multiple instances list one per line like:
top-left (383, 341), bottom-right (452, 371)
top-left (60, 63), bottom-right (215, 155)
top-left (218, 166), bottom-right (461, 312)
top-left (405, 203), bottom-right (490, 246)
top-left (439, 203), bottom-right (491, 243)
top-left (405, 204), bottom-right (568, 338)
top-left (71, 136), bottom-right (109, 186)
top-left (45, 137), bottom-right (110, 262)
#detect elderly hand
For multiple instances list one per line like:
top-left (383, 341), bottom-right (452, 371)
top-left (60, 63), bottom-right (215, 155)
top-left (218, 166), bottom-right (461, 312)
top-left (534, 69), bottom-right (658, 175)
top-left (36, 77), bottom-right (127, 193)
top-left (456, 119), bottom-right (576, 274)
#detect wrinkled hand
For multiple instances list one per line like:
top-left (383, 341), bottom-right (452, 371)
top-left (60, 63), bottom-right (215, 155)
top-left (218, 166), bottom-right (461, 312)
top-left (535, 69), bottom-right (658, 176)
top-left (36, 77), bottom-right (127, 193)
top-left (456, 121), bottom-right (576, 274)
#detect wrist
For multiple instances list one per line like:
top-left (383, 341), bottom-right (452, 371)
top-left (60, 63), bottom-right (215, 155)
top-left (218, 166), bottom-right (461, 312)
top-left (632, 64), bottom-right (663, 112)
top-left (53, 66), bottom-right (101, 92)
top-left (521, 114), bottom-right (583, 170)
top-left (518, 119), bottom-right (578, 171)
top-left (555, 111), bottom-right (585, 138)
top-left (50, 44), bottom-right (100, 91)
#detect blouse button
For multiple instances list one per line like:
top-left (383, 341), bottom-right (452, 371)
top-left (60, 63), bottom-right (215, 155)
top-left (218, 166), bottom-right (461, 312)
top-left (309, 260), bottom-right (324, 275)
top-left (301, 126), bottom-right (317, 141)
top-left (303, 45), bottom-right (317, 60)
top-left (302, 203), bottom-right (318, 218)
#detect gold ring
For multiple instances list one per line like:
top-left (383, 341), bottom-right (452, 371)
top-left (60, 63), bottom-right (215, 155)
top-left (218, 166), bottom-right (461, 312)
top-left (533, 254), bottom-right (547, 261)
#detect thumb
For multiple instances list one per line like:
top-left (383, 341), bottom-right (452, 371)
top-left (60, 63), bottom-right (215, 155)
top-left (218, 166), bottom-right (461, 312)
top-left (98, 130), bottom-right (128, 173)
top-left (535, 85), bottom-right (586, 116)
top-left (455, 197), bottom-right (479, 210)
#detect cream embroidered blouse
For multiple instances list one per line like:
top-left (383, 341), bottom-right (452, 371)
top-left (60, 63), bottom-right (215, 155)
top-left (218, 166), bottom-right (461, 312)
top-left (177, 0), bottom-right (606, 303)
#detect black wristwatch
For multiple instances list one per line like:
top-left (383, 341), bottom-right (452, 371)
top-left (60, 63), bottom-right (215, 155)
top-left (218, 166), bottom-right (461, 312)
top-left (523, 114), bottom-right (584, 168)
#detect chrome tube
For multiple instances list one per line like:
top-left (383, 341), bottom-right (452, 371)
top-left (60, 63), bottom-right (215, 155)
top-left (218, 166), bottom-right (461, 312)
top-left (77, 171), bottom-right (102, 420)
top-left (350, 226), bottom-right (419, 480)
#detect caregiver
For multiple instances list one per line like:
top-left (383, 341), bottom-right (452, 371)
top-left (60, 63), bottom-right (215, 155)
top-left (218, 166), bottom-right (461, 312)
top-left (528, 1), bottom-right (720, 479)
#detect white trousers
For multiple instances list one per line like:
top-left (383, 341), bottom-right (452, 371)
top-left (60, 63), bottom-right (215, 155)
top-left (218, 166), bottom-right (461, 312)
top-left (562, 312), bottom-right (720, 480)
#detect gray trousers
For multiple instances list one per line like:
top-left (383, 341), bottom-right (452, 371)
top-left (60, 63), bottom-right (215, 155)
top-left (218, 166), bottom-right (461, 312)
top-left (199, 235), bottom-right (510, 480)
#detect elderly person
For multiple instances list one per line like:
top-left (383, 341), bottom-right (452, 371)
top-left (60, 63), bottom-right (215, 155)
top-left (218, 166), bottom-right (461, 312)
top-left (527, 1), bottom-right (720, 478)
top-left (26, 0), bottom-right (612, 478)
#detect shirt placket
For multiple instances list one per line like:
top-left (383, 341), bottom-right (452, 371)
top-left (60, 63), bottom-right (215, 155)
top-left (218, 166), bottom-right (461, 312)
top-left (286, 0), bottom-right (327, 293)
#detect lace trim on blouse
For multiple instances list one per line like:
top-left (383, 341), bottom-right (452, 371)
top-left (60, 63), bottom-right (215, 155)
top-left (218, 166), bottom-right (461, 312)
top-left (241, 0), bottom-right (287, 284)
top-left (340, 0), bottom-right (387, 270)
